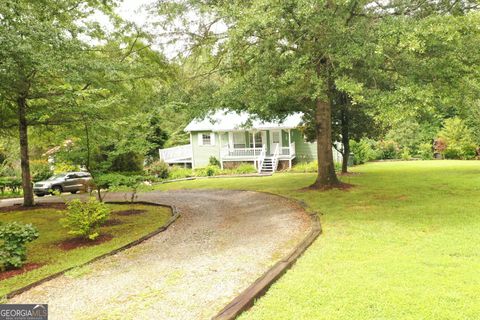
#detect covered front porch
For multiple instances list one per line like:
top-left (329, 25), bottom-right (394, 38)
top-left (219, 129), bottom-right (296, 172)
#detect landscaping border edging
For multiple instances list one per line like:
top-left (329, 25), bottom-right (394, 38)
top-left (4, 201), bottom-right (180, 299)
top-left (157, 173), bottom-right (273, 185)
top-left (212, 192), bottom-right (322, 320)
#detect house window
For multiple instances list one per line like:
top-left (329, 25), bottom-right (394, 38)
top-left (202, 133), bottom-right (212, 145)
top-left (272, 131), bottom-right (280, 144)
top-left (233, 132), bottom-right (246, 148)
top-left (249, 132), bottom-right (263, 147)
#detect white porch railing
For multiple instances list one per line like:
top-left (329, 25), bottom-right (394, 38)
top-left (272, 144), bottom-right (280, 172)
top-left (281, 142), bottom-right (296, 156)
top-left (257, 145), bottom-right (267, 173)
top-left (159, 144), bottom-right (192, 162)
top-left (221, 147), bottom-right (264, 158)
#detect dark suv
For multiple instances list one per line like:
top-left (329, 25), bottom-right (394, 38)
top-left (33, 172), bottom-right (93, 197)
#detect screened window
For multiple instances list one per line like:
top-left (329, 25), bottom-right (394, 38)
top-left (202, 133), bottom-right (212, 145)
top-left (249, 132), bottom-right (263, 147)
top-left (233, 132), bottom-right (246, 148)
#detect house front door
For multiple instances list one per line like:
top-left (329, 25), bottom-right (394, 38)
top-left (270, 130), bottom-right (281, 155)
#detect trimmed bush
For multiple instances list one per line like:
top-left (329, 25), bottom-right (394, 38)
top-left (60, 197), bottom-right (110, 240)
top-left (0, 222), bottom-right (39, 270)
top-left (146, 160), bottom-right (169, 179)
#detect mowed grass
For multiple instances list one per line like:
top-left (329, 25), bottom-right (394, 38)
top-left (154, 160), bottom-right (480, 320)
top-left (0, 203), bottom-right (171, 297)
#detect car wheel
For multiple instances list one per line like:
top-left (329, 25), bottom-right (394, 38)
top-left (35, 194), bottom-right (45, 197)
top-left (70, 190), bottom-right (78, 194)
top-left (51, 185), bottom-right (62, 195)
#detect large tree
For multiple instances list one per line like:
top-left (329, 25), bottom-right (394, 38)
top-left (154, 0), bottom-right (478, 188)
top-left (0, 1), bottom-right (120, 205)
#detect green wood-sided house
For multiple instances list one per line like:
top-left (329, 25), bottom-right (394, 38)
top-left (159, 110), bottom-right (342, 173)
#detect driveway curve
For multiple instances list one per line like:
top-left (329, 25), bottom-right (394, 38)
top-left (6, 190), bottom-right (310, 320)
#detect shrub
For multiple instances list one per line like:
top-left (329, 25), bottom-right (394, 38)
top-left (53, 162), bottom-right (79, 174)
top-left (0, 222), bottom-right (39, 270)
top-left (30, 160), bottom-right (52, 182)
top-left (350, 139), bottom-right (377, 164)
top-left (195, 165), bottom-right (221, 177)
top-left (209, 156), bottom-right (220, 167)
top-left (168, 166), bottom-right (194, 180)
top-left (437, 118), bottom-right (478, 160)
top-left (400, 149), bottom-right (412, 160)
top-left (0, 177), bottom-right (22, 194)
top-left (145, 160), bottom-right (169, 179)
top-left (60, 197), bottom-right (110, 240)
top-left (232, 163), bottom-right (257, 174)
top-left (418, 142), bottom-right (433, 160)
top-left (377, 140), bottom-right (400, 159)
top-left (110, 151), bottom-right (144, 172)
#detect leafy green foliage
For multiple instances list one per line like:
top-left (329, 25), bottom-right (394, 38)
top-left (437, 118), bottom-right (477, 159)
top-left (376, 140), bottom-right (401, 160)
top-left (0, 222), bottom-right (39, 270)
top-left (231, 163), bottom-right (257, 174)
top-left (53, 162), bottom-right (80, 175)
top-left (208, 156), bottom-right (220, 167)
top-left (0, 177), bottom-right (22, 194)
top-left (145, 160), bottom-right (169, 179)
top-left (60, 198), bottom-right (110, 240)
top-left (350, 139), bottom-right (377, 164)
top-left (418, 143), bottom-right (434, 160)
top-left (168, 166), bottom-right (194, 180)
top-left (30, 160), bottom-right (52, 182)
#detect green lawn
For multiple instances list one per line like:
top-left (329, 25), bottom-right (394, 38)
top-left (153, 160), bottom-right (480, 320)
top-left (0, 203), bottom-right (171, 297)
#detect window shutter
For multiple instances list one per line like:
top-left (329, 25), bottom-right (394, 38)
top-left (211, 133), bottom-right (216, 145)
top-left (198, 133), bottom-right (203, 146)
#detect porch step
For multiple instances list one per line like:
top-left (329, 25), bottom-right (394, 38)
top-left (260, 157), bottom-right (277, 173)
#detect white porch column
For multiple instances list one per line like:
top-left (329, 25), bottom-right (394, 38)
top-left (288, 129), bottom-right (292, 169)
top-left (219, 132), bottom-right (224, 169)
top-left (252, 130), bottom-right (257, 169)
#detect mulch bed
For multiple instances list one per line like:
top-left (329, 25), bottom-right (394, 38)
top-left (114, 209), bottom-right (147, 216)
top-left (0, 202), bottom-right (66, 213)
top-left (0, 263), bottom-right (44, 281)
top-left (58, 234), bottom-right (113, 251)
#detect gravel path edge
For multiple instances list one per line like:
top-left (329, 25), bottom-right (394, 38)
top-left (212, 193), bottom-right (322, 320)
top-left (4, 201), bottom-right (180, 299)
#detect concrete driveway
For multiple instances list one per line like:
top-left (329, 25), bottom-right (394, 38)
top-left (5, 190), bottom-right (310, 320)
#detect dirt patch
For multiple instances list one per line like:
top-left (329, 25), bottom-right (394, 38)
top-left (58, 234), bottom-right (113, 251)
top-left (103, 219), bottom-right (123, 227)
top-left (0, 263), bottom-right (44, 281)
top-left (0, 202), bottom-right (66, 213)
top-left (114, 209), bottom-right (147, 216)
top-left (301, 182), bottom-right (354, 192)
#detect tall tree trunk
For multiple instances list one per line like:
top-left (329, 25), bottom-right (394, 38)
top-left (310, 98), bottom-right (340, 189)
top-left (17, 97), bottom-right (34, 206)
top-left (340, 104), bottom-right (350, 174)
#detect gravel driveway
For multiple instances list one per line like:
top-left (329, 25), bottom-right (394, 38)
top-left (6, 190), bottom-right (310, 320)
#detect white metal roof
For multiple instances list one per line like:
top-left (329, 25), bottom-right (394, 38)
top-left (184, 110), bottom-right (304, 132)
